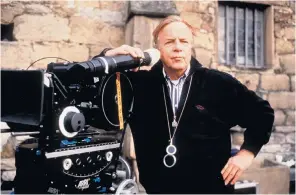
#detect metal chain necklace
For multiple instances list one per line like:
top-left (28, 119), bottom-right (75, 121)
top-left (162, 75), bottom-right (193, 168)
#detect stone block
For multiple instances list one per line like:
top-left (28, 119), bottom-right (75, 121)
top-left (69, 16), bottom-right (105, 44)
top-left (286, 132), bottom-right (295, 144)
top-left (1, 41), bottom-right (32, 69)
top-left (25, 4), bottom-right (52, 14)
top-left (58, 43), bottom-right (89, 62)
top-left (276, 38), bottom-right (294, 54)
top-left (235, 73), bottom-right (259, 91)
top-left (99, 1), bottom-right (128, 12)
top-left (286, 111), bottom-right (295, 126)
top-left (284, 27), bottom-right (295, 40)
top-left (279, 54), bottom-right (295, 74)
top-left (13, 14), bottom-right (70, 41)
top-left (129, 1), bottom-right (179, 17)
top-left (275, 126), bottom-right (295, 133)
top-left (193, 31), bottom-right (214, 50)
top-left (197, 1), bottom-right (216, 14)
top-left (268, 92), bottom-right (295, 109)
top-left (174, 0), bottom-right (199, 12)
top-left (194, 48), bottom-right (212, 68)
top-left (1, 2), bottom-right (25, 24)
top-left (268, 133), bottom-right (286, 144)
top-left (31, 42), bottom-right (59, 69)
top-left (261, 144), bottom-right (282, 153)
top-left (180, 12), bottom-right (202, 29)
top-left (51, 1), bottom-right (76, 17)
top-left (69, 16), bottom-right (124, 46)
top-left (261, 74), bottom-right (290, 91)
top-left (274, 110), bottom-right (286, 125)
top-left (291, 76), bottom-right (295, 91)
top-left (274, 7), bottom-right (294, 23)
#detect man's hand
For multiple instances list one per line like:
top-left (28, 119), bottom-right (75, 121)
top-left (105, 45), bottom-right (145, 59)
top-left (105, 45), bottom-right (154, 71)
top-left (221, 149), bottom-right (255, 185)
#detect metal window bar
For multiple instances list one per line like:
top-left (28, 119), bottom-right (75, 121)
top-left (235, 7), bottom-right (239, 66)
top-left (245, 8), bottom-right (248, 68)
top-left (260, 12), bottom-right (265, 68)
top-left (254, 9), bottom-right (257, 67)
top-left (225, 5), bottom-right (229, 65)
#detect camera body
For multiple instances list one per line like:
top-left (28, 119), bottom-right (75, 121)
top-left (1, 60), bottom-right (135, 194)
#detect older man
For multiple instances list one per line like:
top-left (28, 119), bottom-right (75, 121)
top-left (98, 15), bottom-right (274, 194)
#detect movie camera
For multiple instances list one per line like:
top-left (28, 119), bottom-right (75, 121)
top-left (1, 49), bottom-right (160, 194)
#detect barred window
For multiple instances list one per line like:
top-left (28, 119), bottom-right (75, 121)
top-left (218, 2), bottom-right (267, 68)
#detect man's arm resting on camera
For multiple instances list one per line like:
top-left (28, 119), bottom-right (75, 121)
top-left (221, 75), bottom-right (274, 185)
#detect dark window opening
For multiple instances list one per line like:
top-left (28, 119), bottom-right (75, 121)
top-left (1, 23), bottom-right (14, 41)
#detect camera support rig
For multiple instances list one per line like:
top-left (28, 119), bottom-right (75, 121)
top-left (1, 59), bottom-right (139, 194)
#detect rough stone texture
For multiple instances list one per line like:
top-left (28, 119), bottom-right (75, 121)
top-left (279, 54), bottom-right (295, 74)
top-left (268, 92), bottom-right (295, 109)
top-left (89, 44), bottom-right (110, 59)
top-left (275, 126), bottom-right (295, 133)
top-left (31, 42), bottom-right (59, 69)
top-left (291, 76), bottom-right (295, 91)
top-left (1, 2), bottom-right (25, 24)
top-left (25, 4), bottom-right (52, 14)
top-left (77, 8), bottom-right (127, 27)
top-left (174, 1), bottom-right (199, 12)
top-left (268, 133), bottom-right (286, 144)
top-left (1, 41), bottom-right (32, 69)
top-left (180, 12), bottom-right (203, 29)
top-left (274, 23), bottom-right (285, 38)
top-left (129, 1), bottom-right (179, 17)
top-left (261, 74), bottom-right (290, 91)
top-left (69, 16), bottom-right (105, 44)
top-left (99, 1), bottom-right (128, 12)
top-left (235, 73), bottom-right (259, 91)
top-left (274, 110), bottom-right (286, 126)
top-left (284, 27), bottom-right (295, 40)
top-left (275, 38), bottom-right (295, 54)
top-left (274, 7), bottom-right (294, 23)
top-left (58, 43), bottom-right (89, 62)
top-left (51, 1), bottom-right (77, 17)
top-left (198, 1), bottom-right (216, 14)
top-left (193, 31), bottom-right (214, 50)
top-left (69, 16), bottom-right (124, 47)
top-left (256, 152), bottom-right (275, 160)
top-left (286, 132), bottom-right (295, 144)
top-left (280, 144), bottom-right (293, 153)
top-left (194, 48), bottom-right (212, 68)
top-left (13, 14), bottom-right (70, 41)
top-left (286, 111), bottom-right (295, 126)
top-left (261, 144), bottom-right (282, 153)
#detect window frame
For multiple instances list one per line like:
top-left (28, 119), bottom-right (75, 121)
top-left (218, 1), bottom-right (269, 69)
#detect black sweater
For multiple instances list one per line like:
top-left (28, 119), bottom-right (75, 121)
top-left (98, 53), bottom-right (274, 193)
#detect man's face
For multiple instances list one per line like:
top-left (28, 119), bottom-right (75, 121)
top-left (157, 21), bottom-right (193, 72)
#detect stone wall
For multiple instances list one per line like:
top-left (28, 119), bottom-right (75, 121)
top-left (1, 0), bottom-right (127, 69)
top-left (1, 0), bottom-right (295, 161)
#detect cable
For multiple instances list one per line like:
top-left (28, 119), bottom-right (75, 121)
top-left (26, 57), bottom-right (71, 70)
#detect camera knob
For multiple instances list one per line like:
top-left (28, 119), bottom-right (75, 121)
top-left (97, 154), bottom-right (102, 161)
top-left (76, 158), bottom-right (81, 165)
top-left (105, 151), bottom-right (113, 162)
top-left (63, 158), bottom-right (72, 170)
top-left (64, 112), bottom-right (85, 133)
top-left (87, 156), bottom-right (92, 163)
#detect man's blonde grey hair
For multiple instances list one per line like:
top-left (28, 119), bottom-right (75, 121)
top-left (152, 15), bottom-right (198, 46)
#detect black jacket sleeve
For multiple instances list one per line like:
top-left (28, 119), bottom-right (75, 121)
top-left (228, 76), bottom-right (275, 156)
